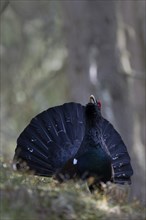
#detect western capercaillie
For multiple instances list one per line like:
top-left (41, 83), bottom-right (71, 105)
top-left (13, 95), bottom-right (133, 191)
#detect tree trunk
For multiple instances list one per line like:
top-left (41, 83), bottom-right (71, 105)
top-left (61, 1), bottom-right (97, 104)
top-left (118, 0), bottom-right (146, 204)
top-left (61, 0), bottom-right (146, 203)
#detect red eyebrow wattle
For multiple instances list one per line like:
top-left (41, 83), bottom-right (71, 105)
top-left (97, 101), bottom-right (101, 108)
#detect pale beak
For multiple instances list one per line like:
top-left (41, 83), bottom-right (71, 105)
top-left (89, 95), bottom-right (96, 104)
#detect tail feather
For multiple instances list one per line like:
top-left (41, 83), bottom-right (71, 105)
top-left (14, 103), bottom-right (85, 175)
top-left (97, 118), bottom-right (133, 183)
top-left (61, 103), bottom-right (84, 144)
top-left (17, 126), bottom-right (49, 153)
top-left (14, 148), bottom-right (54, 176)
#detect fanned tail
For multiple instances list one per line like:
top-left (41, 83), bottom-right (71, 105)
top-left (13, 99), bottom-right (133, 185)
top-left (13, 103), bottom-right (85, 176)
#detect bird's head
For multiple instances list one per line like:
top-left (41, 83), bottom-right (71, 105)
top-left (89, 95), bottom-right (101, 109)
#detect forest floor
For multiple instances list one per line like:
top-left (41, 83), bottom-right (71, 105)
top-left (0, 158), bottom-right (145, 220)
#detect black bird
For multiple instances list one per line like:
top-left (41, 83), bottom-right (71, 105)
top-left (13, 95), bottom-right (133, 191)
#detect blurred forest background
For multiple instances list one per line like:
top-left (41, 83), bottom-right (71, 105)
top-left (0, 0), bottom-right (145, 205)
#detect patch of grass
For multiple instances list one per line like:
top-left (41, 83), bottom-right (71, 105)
top-left (0, 160), bottom-right (145, 220)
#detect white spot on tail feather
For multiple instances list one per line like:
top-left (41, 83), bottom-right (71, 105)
top-left (73, 158), bottom-right (78, 165)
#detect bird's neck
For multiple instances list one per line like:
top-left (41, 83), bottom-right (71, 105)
top-left (75, 127), bottom-right (99, 158)
top-left (85, 103), bottom-right (101, 128)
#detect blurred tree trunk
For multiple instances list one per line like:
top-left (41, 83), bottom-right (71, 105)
top-left (94, 0), bottom-right (146, 203)
top-left (118, 0), bottom-right (146, 204)
top-left (61, 1), bottom-right (145, 203)
top-left (61, 1), bottom-right (96, 104)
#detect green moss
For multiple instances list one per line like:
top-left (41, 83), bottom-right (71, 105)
top-left (0, 161), bottom-right (145, 220)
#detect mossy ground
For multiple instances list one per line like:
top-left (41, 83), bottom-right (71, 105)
top-left (0, 159), bottom-right (145, 220)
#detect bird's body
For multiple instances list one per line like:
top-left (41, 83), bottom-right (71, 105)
top-left (13, 95), bottom-right (133, 191)
top-left (76, 147), bottom-right (112, 181)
